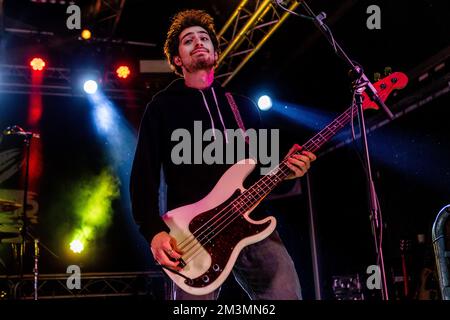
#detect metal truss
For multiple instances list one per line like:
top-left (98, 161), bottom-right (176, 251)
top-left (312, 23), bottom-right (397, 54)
top-left (0, 1), bottom-right (300, 95)
top-left (2, 0), bottom-right (154, 48)
top-left (90, 0), bottom-right (127, 39)
top-left (216, 0), bottom-right (301, 86)
top-left (0, 271), bottom-right (170, 300)
top-left (0, 64), bottom-right (144, 100)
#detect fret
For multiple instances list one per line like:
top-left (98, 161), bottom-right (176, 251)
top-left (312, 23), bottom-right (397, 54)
top-left (326, 125), bottom-right (335, 135)
top-left (310, 139), bottom-right (320, 149)
top-left (317, 132), bottom-right (326, 142)
top-left (259, 177), bottom-right (271, 191)
top-left (335, 118), bottom-right (343, 128)
top-left (234, 200), bottom-right (246, 213)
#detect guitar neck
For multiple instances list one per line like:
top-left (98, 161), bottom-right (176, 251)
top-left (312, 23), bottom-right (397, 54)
top-left (300, 104), bottom-right (357, 153)
top-left (238, 104), bottom-right (358, 209)
top-left (233, 71), bottom-right (407, 212)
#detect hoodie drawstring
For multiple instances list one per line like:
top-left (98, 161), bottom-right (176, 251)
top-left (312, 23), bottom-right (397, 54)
top-left (199, 88), bottom-right (229, 143)
top-left (199, 90), bottom-right (217, 141)
top-left (211, 87), bottom-right (228, 144)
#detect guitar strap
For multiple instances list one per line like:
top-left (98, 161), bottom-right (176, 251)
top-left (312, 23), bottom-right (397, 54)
top-left (225, 92), bottom-right (249, 144)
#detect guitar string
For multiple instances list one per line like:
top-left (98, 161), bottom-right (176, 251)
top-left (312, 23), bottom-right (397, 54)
top-left (180, 82), bottom-right (392, 260)
top-left (175, 105), bottom-right (358, 265)
top-left (175, 78), bottom-right (392, 256)
top-left (178, 107), bottom-right (355, 263)
top-left (177, 151), bottom-right (301, 255)
top-left (176, 85), bottom-right (395, 275)
top-left (177, 160), bottom-right (290, 255)
top-left (180, 104), bottom-right (365, 265)
top-left (182, 163), bottom-right (294, 265)
top-left (175, 104), bottom-right (356, 257)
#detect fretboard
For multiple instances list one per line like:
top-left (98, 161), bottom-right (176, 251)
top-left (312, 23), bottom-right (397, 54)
top-left (232, 104), bottom-right (358, 214)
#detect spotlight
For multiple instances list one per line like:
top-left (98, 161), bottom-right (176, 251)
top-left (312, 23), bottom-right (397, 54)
top-left (94, 103), bottom-right (114, 133)
top-left (116, 65), bottom-right (131, 79)
top-left (81, 29), bottom-right (92, 40)
top-left (29, 57), bottom-right (46, 71)
top-left (257, 95), bottom-right (272, 111)
top-left (70, 239), bottom-right (84, 253)
top-left (83, 80), bottom-right (98, 94)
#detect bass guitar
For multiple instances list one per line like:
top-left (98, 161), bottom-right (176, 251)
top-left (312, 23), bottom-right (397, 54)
top-left (162, 72), bottom-right (408, 295)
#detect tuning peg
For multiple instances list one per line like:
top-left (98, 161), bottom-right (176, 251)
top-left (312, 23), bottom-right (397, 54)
top-left (374, 72), bottom-right (381, 82)
top-left (384, 66), bottom-right (392, 76)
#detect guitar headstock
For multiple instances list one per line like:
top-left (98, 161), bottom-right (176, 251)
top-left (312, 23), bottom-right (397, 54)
top-left (363, 72), bottom-right (409, 111)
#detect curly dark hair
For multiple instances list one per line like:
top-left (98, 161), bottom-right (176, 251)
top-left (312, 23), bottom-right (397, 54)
top-left (164, 9), bottom-right (220, 76)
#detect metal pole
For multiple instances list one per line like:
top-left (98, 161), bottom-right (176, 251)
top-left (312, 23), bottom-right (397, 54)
top-left (306, 172), bottom-right (322, 299)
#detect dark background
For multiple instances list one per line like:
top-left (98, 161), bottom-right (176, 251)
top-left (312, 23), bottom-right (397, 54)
top-left (1, 0), bottom-right (449, 300)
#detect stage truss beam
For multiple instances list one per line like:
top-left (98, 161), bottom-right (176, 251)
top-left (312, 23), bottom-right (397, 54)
top-left (90, 0), bottom-right (127, 39)
top-left (0, 271), bottom-right (170, 300)
top-left (0, 64), bottom-right (143, 101)
top-left (216, 0), bottom-right (301, 86)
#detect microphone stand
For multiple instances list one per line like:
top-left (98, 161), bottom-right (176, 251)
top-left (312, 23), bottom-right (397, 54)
top-left (19, 132), bottom-right (32, 279)
top-left (299, 2), bottom-right (394, 120)
top-left (353, 80), bottom-right (389, 300)
top-left (19, 130), bottom-right (41, 300)
top-left (3, 126), bottom-right (57, 300)
top-left (282, 1), bottom-right (391, 299)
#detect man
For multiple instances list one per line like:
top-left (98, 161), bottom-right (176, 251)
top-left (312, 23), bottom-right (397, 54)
top-left (130, 9), bottom-right (316, 300)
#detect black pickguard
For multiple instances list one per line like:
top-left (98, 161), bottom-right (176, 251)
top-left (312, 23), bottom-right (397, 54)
top-left (185, 190), bottom-right (271, 288)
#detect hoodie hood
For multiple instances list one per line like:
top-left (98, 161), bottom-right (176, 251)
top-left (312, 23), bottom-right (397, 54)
top-left (162, 77), bottom-right (226, 95)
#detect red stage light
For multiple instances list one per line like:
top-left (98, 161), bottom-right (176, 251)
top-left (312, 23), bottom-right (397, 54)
top-left (30, 57), bottom-right (46, 71)
top-left (116, 65), bottom-right (131, 79)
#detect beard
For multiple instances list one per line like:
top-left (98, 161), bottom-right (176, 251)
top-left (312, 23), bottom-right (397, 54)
top-left (184, 55), bottom-right (216, 73)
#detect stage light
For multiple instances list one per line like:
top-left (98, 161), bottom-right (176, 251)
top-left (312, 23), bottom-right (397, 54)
top-left (116, 65), bottom-right (131, 79)
top-left (257, 95), bottom-right (272, 111)
top-left (69, 170), bottom-right (119, 256)
top-left (81, 29), bottom-right (92, 40)
top-left (29, 57), bottom-right (46, 71)
top-left (70, 239), bottom-right (84, 253)
top-left (83, 80), bottom-right (98, 94)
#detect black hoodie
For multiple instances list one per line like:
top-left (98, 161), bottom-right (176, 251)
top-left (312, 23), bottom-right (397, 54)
top-left (130, 78), bottom-right (265, 242)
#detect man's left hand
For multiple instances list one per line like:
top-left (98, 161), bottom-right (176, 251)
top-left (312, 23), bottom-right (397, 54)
top-left (284, 144), bottom-right (316, 180)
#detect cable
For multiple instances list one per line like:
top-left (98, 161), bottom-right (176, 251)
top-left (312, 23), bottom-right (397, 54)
top-left (273, 0), bottom-right (315, 21)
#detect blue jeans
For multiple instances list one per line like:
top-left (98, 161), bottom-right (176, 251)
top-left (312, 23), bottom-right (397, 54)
top-left (172, 230), bottom-right (302, 300)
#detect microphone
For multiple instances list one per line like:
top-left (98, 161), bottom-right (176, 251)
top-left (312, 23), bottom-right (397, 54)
top-left (2, 126), bottom-right (41, 139)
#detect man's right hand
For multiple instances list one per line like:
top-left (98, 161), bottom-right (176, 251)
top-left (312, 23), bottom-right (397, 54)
top-left (150, 231), bottom-right (183, 270)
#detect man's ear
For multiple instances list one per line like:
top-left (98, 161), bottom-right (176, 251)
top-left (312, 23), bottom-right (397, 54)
top-left (174, 56), bottom-right (182, 67)
top-left (214, 51), bottom-right (218, 62)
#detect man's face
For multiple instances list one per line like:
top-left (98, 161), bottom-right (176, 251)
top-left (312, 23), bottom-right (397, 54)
top-left (174, 26), bottom-right (218, 74)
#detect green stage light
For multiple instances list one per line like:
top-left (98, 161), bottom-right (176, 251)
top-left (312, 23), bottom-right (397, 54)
top-left (70, 239), bottom-right (84, 254)
top-left (70, 169), bottom-right (119, 253)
